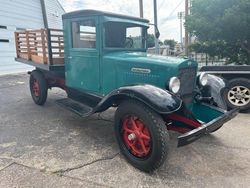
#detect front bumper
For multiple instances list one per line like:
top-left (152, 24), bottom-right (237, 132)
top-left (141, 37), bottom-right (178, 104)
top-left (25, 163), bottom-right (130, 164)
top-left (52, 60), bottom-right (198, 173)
top-left (177, 108), bottom-right (239, 147)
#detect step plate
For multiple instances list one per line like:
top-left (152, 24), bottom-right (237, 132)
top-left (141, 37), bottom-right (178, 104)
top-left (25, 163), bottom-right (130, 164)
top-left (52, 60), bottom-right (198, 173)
top-left (56, 98), bottom-right (93, 117)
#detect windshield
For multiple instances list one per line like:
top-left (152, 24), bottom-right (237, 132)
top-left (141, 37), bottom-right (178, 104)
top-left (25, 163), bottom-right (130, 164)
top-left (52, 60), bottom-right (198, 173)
top-left (104, 22), bottom-right (147, 49)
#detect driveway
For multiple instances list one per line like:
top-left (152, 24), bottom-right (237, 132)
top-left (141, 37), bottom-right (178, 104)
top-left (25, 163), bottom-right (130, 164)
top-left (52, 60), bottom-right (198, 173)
top-left (0, 73), bottom-right (249, 187)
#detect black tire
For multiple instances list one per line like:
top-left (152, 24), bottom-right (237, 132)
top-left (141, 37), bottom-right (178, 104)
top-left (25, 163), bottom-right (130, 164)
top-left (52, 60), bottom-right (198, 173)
top-left (29, 70), bottom-right (48, 105)
top-left (114, 100), bottom-right (169, 172)
top-left (223, 78), bottom-right (250, 111)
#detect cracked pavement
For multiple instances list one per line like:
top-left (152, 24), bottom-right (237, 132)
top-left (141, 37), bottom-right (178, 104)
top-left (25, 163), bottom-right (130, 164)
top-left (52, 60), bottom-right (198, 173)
top-left (0, 73), bottom-right (249, 188)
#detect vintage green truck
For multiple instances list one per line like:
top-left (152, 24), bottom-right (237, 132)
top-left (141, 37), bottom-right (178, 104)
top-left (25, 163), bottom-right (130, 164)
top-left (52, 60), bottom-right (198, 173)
top-left (15, 10), bottom-right (238, 172)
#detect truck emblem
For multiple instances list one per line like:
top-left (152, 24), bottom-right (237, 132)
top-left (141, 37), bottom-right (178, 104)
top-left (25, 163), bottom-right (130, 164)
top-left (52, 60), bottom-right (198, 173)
top-left (188, 61), bottom-right (192, 66)
top-left (131, 68), bottom-right (151, 74)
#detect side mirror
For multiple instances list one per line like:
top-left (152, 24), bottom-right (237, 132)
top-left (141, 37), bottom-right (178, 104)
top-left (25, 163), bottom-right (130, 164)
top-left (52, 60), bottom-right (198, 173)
top-left (155, 30), bottom-right (160, 39)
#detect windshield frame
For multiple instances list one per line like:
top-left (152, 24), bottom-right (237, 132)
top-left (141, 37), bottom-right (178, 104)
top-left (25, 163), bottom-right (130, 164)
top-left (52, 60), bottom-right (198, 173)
top-left (102, 17), bottom-right (149, 52)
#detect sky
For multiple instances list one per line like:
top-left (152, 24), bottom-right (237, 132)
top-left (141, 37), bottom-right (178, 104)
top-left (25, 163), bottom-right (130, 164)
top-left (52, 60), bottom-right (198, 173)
top-left (58, 0), bottom-right (185, 42)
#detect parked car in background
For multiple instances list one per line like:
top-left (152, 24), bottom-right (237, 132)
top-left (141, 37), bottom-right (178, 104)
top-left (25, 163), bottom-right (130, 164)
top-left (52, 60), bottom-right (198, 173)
top-left (200, 65), bottom-right (250, 111)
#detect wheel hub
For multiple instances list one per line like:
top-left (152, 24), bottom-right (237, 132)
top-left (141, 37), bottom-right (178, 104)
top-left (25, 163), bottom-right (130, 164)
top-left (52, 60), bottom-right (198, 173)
top-left (33, 80), bottom-right (39, 97)
top-left (128, 133), bottom-right (136, 141)
top-left (122, 116), bottom-right (151, 157)
top-left (228, 86), bottom-right (250, 106)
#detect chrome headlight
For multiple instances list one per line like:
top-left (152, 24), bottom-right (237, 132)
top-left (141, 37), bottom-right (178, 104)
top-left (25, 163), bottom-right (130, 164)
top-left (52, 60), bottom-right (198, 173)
top-left (169, 77), bottom-right (180, 93)
top-left (199, 72), bottom-right (208, 86)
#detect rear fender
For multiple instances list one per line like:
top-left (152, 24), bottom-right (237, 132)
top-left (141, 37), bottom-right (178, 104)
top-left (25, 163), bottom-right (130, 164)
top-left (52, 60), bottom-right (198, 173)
top-left (93, 84), bottom-right (182, 114)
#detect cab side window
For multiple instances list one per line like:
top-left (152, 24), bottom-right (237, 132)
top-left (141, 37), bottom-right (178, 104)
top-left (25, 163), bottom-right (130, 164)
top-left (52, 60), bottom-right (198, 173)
top-left (72, 19), bottom-right (96, 48)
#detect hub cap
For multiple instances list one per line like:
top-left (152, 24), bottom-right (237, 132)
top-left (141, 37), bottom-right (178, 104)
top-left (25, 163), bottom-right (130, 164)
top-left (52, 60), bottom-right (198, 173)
top-left (122, 116), bottom-right (151, 157)
top-left (228, 86), bottom-right (250, 106)
top-left (33, 79), bottom-right (39, 97)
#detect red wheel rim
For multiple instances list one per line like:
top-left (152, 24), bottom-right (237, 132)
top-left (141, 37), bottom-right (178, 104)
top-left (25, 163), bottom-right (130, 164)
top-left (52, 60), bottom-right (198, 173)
top-left (33, 79), bottom-right (39, 97)
top-left (122, 116), bottom-right (151, 157)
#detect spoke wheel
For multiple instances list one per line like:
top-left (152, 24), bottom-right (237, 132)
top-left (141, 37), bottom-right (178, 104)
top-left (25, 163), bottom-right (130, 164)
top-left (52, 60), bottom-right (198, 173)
top-left (30, 70), bottom-right (48, 105)
top-left (122, 116), bottom-right (151, 157)
top-left (114, 100), bottom-right (169, 172)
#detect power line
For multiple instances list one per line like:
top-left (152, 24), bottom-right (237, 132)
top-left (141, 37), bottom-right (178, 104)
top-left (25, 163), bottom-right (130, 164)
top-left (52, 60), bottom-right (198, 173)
top-left (161, 0), bottom-right (185, 24)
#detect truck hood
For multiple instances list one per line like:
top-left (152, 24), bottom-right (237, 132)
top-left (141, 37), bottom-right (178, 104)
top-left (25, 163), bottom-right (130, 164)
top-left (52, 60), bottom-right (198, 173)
top-left (102, 51), bottom-right (198, 94)
top-left (103, 51), bottom-right (197, 69)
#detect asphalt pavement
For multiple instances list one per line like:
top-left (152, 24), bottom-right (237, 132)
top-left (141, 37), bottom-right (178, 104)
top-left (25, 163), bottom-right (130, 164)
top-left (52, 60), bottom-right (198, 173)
top-left (0, 73), bottom-right (249, 188)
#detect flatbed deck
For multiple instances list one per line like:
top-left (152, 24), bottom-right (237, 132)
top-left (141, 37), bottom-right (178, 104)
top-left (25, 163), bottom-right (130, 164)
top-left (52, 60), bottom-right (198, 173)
top-left (15, 58), bottom-right (64, 71)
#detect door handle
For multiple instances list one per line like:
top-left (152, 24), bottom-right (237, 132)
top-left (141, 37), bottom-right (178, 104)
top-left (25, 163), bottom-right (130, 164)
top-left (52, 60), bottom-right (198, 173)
top-left (68, 56), bottom-right (72, 59)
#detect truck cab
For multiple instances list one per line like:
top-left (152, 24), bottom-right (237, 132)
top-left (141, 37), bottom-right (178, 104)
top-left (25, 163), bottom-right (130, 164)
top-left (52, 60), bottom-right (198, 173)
top-left (15, 9), bottom-right (238, 172)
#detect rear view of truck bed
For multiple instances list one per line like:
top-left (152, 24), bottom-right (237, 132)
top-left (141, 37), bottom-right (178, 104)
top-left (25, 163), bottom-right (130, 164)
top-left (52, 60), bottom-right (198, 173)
top-left (15, 29), bottom-right (64, 71)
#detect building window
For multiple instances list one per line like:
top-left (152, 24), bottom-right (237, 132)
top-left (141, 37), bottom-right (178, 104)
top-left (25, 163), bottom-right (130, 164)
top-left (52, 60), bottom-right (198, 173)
top-left (0, 39), bottom-right (9, 43)
top-left (71, 19), bottom-right (96, 49)
top-left (0, 25), bottom-right (7, 29)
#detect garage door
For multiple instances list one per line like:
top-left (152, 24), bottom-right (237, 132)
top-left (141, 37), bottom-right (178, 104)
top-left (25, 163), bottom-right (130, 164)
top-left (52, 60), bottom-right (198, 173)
top-left (0, 25), bottom-right (32, 75)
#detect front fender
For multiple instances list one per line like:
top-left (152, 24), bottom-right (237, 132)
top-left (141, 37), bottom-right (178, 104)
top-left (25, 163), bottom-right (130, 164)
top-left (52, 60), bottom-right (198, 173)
top-left (199, 74), bottom-right (227, 109)
top-left (93, 84), bottom-right (182, 114)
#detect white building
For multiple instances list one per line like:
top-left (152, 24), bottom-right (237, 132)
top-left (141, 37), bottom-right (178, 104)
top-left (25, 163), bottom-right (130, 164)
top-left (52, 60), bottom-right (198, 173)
top-left (0, 0), bottom-right (65, 75)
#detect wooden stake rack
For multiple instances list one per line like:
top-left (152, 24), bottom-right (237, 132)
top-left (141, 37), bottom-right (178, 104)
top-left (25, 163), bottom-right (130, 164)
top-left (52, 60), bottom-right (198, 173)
top-left (15, 29), bottom-right (64, 65)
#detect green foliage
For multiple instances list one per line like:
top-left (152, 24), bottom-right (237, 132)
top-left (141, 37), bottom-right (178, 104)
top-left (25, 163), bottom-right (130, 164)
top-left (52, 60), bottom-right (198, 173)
top-left (186, 0), bottom-right (250, 64)
top-left (164, 39), bottom-right (177, 50)
top-left (146, 34), bottom-right (164, 48)
top-left (146, 34), bottom-right (156, 48)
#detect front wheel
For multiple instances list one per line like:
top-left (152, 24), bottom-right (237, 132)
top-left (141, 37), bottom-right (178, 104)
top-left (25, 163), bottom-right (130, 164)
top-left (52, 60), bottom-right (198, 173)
top-left (114, 100), bottom-right (169, 172)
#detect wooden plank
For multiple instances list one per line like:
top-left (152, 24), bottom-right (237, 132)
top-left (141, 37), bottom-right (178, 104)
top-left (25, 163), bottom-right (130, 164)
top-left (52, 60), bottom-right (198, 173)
top-left (25, 31), bottom-right (31, 60)
top-left (26, 29), bottom-right (47, 33)
top-left (19, 53), bottom-right (29, 59)
top-left (17, 36), bottom-right (27, 39)
top-left (17, 40), bottom-right (28, 43)
top-left (50, 34), bottom-right (63, 37)
top-left (31, 55), bottom-right (48, 64)
top-left (30, 50), bottom-right (48, 53)
top-left (15, 32), bottom-right (20, 58)
top-left (51, 46), bottom-right (64, 49)
top-left (20, 44), bottom-right (44, 48)
top-left (51, 41), bottom-right (64, 43)
top-left (28, 35), bottom-right (46, 38)
top-left (41, 29), bottom-right (47, 63)
top-left (49, 28), bottom-right (63, 32)
top-left (51, 52), bottom-right (64, 55)
top-left (52, 57), bottom-right (64, 64)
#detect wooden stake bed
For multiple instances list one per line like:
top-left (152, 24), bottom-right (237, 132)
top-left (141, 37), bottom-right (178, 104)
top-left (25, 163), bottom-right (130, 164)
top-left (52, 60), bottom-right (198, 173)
top-left (15, 28), bottom-right (65, 71)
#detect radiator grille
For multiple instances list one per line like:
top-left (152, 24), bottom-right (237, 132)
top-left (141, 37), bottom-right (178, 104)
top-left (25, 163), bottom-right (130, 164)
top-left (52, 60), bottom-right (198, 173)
top-left (178, 67), bottom-right (196, 104)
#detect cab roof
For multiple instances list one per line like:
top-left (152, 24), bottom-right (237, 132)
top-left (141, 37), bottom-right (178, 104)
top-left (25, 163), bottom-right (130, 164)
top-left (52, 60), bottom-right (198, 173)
top-left (62, 9), bottom-right (149, 23)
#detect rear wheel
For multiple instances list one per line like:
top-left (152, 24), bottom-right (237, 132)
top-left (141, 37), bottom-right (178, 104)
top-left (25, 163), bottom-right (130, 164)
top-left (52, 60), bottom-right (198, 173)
top-left (223, 78), bottom-right (250, 111)
top-left (29, 70), bottom-right (48, 105)
top-left (114, 100), bottom-right (169, 172)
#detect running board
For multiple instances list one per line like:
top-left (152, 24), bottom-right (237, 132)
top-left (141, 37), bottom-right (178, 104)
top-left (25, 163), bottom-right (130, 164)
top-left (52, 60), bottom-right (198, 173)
top-left (56, 98), bottom-right (93, 117)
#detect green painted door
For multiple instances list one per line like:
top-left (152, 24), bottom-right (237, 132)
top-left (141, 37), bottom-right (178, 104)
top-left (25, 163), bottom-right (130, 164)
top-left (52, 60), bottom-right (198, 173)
top-left (66, 17), bottom-right (100, 93)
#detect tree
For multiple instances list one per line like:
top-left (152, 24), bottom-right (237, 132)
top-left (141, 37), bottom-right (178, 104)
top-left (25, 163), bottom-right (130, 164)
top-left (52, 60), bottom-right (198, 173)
top-left (146, 34), bottom-right (164, 48)
top-left (146, 34), bottom-right (155, 48)
top-left (163, 39), bottom-right (177, 50)
top-left (186, 0), bottom-right (250, 64)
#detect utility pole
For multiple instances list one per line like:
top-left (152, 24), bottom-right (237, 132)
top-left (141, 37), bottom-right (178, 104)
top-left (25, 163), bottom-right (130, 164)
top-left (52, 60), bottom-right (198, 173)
top-left (153, 0), bottom-right (160, 54)
top-left (40, 0), bottom-right (48, 28)
top-left (178, 12), bottom-right (184, 47)
top-left (139, 0), bottom-right (143, 18)
top-left (184, 0), bottom-right (189, 56)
